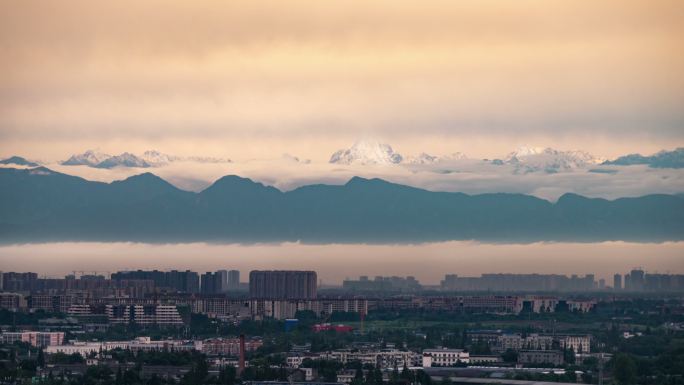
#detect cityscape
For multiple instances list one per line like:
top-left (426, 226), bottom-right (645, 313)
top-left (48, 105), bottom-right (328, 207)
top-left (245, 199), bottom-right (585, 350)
top-left (1, 267), bottom-right (683, 384)
top-left (2, 0), bottom-right (684, 384)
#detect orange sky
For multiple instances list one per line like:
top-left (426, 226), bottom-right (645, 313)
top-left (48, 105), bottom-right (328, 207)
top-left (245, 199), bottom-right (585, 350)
top-left (1, 0), bottom-right (683, 161)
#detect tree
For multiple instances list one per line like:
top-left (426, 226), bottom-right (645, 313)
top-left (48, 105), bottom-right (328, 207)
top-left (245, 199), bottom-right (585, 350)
top-left (390, 363), bottom-right (400, 384)
top-left (415, 369), bottom-right (432, 385)
top-left (218, 365), bottom-right (237, 385)
top-left (373, 367), bottom-right (384, 385)
top-left (36, 349), bottom-right (45, 368)
top-left (614, 354), bottom-right (637, 385)
top-left (115, 366), bottom-right (123, 385)
top-left (351, 368), bottom-right (365, 385)
top-left (401, 363), bottom-right (414, 383)
top-left (563, 347), bottom-right (576, 364)
top-left (502, 349), bottom-right (518, 363)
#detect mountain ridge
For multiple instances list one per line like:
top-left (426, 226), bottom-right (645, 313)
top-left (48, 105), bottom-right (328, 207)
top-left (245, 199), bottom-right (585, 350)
top-left (1, 167), bottom-right (682, 244)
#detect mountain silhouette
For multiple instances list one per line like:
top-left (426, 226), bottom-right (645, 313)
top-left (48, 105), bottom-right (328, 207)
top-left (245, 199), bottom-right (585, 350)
top-left (0, 167), bottom-right (682, 243)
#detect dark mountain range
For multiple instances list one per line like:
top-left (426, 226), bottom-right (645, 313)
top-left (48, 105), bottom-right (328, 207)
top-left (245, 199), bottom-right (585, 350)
top-left (1, 167), bottom-right (683, 244)
top-left (0, 156), bottom-right (39, 167)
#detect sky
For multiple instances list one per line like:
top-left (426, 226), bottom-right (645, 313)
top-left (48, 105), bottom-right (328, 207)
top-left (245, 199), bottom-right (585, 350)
top-left (1, 0), bottom-right (683, 162)
top-left (1, 1), bottom-right (683, 276)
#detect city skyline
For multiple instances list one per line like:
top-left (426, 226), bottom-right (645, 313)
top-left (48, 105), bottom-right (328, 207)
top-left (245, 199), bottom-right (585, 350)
top-left (1, 241), bottom-right (682, 285)
top-left (4, 266), bottom-right (681, 292)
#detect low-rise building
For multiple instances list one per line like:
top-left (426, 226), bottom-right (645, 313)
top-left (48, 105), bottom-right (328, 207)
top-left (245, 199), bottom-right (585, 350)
top-left (422, 349), bottom-right (470, 367)
top-left (1, 331), bottom-right (65, 347)
top-left (202, 337), bottom-right (263, 356)
top-left (0, 292), bottom-right (27, 311)
top-left (518, 350), bottom-right (564, 366)
top-left (104, 304), bottom-right (184, 326)
top-left (469, 355), bottom-right (503, 364)
top-left (45, 337), bottom-right (200, 356)
top-left (558, 335), bottom-right (591, 353)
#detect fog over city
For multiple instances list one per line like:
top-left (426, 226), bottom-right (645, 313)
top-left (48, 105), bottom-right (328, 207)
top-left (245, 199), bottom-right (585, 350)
top-left (1, 241), bottom-right (682, 285)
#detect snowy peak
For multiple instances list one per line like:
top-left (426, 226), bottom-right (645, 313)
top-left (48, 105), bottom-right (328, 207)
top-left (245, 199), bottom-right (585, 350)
top-left (62, 150), bottom-right (112, 167)
top-left (330, 140), bottom-right (471, 165)
top-left (405, 152), bottom-right (468, 165)
top-left (62, 150), bottom-right (150, 169)
top-left (141, 150), bottom-right (181, 166)
top-left (405, 152), bottom-right (439, 165)
top-left (62, 149), bottom-right (231, 168)
top-left (95, 152), bottom-right (151, 169)
top-left (330, 140), bottom-right (403, 165)
top-left (501, 146), bottom-right (604, 173)
top-left (505, 146), bottom-right (546, 161)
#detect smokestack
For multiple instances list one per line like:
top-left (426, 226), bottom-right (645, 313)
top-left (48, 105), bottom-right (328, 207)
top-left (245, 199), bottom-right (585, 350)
top-left (238, 334), bottom-right (246, 376)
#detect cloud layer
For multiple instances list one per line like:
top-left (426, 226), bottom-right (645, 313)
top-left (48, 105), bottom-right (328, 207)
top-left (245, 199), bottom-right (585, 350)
top-left (29, 156), bottom-right (681, 202)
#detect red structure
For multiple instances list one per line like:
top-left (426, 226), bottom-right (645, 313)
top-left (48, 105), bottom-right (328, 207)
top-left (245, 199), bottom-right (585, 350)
top-left (312, 323), bottom-right (354, 333)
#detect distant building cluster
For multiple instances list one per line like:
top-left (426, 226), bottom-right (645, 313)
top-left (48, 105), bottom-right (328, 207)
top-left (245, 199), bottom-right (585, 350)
top-left (0, 267), bottom-right (682, 332)
top-left (340, 271), bottom-right (684, 293)
top-left (613, 269), bottom-right (684, 292)
top-left (249, 270), bottom-right (317, 299)
top-left (441, 273), bottom-right (597, 292)
top-left (468, 330), bottom-right (591, 353)
top-left (343, 276), bottom-right (421, 292)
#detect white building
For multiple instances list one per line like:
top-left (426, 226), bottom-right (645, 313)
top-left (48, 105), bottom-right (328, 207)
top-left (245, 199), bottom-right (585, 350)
top-left (422, 349), bottom-right (470, 367)
top-left (45, 337), bottom-right (200, 356)
top-left (559, 335), bottom-right (591, 353)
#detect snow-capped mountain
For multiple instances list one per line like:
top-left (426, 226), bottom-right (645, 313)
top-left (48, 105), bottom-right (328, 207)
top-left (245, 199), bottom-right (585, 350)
top-left (62, 150), bottom-right (231, 168)
top-left (62, 150), bottom-right (112, 167)
top-left (330, 140), bottom-right (403, 165)
top-left (405, 152), bottom-right (439, 165)
top-left (499, 146), bottom-right (604, 173)
top-left (95, 152), bottom-right (151, 169)
top-left (141, 150), bottom-right (181, 166)
top-left (62, 150), bottom-right (150, 168)
top-left (404, 152), bottom-right (468, 165)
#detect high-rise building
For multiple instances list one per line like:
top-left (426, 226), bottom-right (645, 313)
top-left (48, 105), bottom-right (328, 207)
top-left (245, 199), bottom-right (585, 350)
top-left (249, 270), bottom-right (317, 299)
top-left (111, 270), bottom-right (199, 293)
top-left (201, 272), bottom-right (222, 295)
top-left (613, 274), bottom-right (622, 290)
top-left (624, 273), bottom-right (632, 290)
top-left (227, 270), bottom-right (240, 291)
top-left (629, 269), bottom-right (645, 291)
top-left (216, 270), bottom-right (228, 292)
top-left (2, 272), bottom-right (38, 291)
